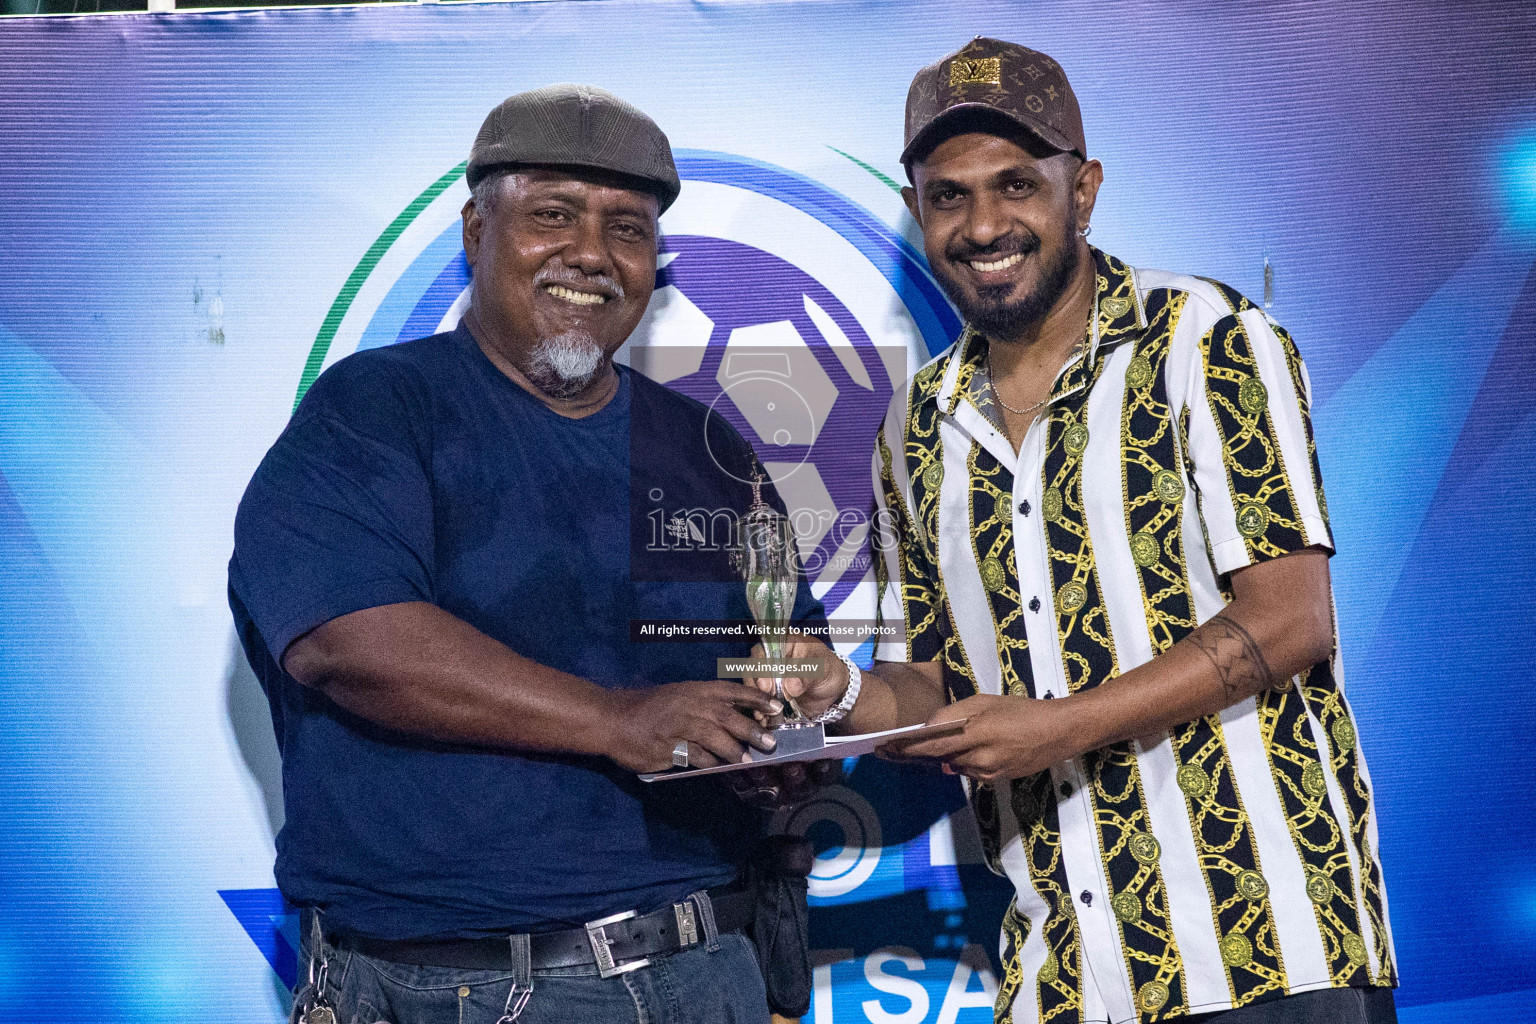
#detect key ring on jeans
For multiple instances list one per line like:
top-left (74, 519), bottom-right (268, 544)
top-left (301, 921), bottom-right (330, 1010)
top-left (495, 981), bottom-right (532, 1023)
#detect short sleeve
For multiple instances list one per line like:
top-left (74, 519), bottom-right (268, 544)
top-left (871, 405), bottom-right (945, 664)
top-left (230, 360), bottom-right (436, 663)
top-left (1184, 307), bottom-right (1334, 576)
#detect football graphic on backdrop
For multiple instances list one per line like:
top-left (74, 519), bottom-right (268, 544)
top-left (304, 151), bottom-right (954, 623)
top-left (620, 234), bottom-right (893, 602)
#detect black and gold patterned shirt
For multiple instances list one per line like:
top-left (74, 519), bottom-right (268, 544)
top-left (871, 249), bottom-right (1395, 1023)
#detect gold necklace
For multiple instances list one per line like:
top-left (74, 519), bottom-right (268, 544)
top-left (987, 338), bottom-right (1084, 417)
top-left (988, 368), bottom-right (1050, 416)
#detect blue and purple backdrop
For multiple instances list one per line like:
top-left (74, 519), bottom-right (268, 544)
top-left (1, 2), bottom-right (1533, 1021)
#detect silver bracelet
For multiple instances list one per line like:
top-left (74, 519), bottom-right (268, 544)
top-left (813, 653), bottom-right (862, 725)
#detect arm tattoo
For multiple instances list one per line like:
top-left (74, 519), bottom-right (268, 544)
top-left (1187, 614), bottom-right (1276, 700)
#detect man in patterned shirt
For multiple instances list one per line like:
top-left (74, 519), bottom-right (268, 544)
top-left (772, 37), bottom-right (1397, 1024)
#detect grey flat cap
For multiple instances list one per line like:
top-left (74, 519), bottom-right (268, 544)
top-left (467, 84), bottom-right (681, 212)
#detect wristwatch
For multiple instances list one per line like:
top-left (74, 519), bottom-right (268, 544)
top-left (812, 653), bottom-right (862, 726)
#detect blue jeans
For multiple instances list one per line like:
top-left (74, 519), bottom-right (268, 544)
top-left (296, 928), bottom-right (770, 1024)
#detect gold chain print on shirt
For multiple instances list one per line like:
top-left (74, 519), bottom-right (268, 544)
top-left (1199, 310), bottom-right (1381, 986)
top-left (1121, 290), bottom-right (1289, 1006)
top-left (883, 251), bottom-right (1396, 1021)
top-left (996, 898), bottom-right (1033, 1023)
top-left (1270, 322), bottom-right (1332, 536)
top-left (968, 440), bottom-right (1034, 697)
top-left (1201, 316), bottom-right (1308, 561)
top-left (1041, 327), bottom-right (1190, 1020)
top-left (1011, 771), bottom-right (1086, 1023)
top-left (881, 362), bottom-right (982, 704)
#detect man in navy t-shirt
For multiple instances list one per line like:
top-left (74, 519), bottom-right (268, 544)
top-left (229, 86), bottom-right (822, 1024)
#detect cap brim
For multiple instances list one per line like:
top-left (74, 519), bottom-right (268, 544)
top-left (466, 157), bottom-right (680, 213)
top-left (900, 103), bottom-right (1078, 172)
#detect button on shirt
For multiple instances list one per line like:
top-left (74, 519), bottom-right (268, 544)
top-left (871, 250), bottom-right (1395, 1022)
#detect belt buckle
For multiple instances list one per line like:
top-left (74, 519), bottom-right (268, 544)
top-left (585, 910), bottom-right (650, 979)
top-left (673, 899), bottom-right (699, 948)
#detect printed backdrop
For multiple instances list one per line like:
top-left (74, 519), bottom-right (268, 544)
top-left (1, 2), bottom-right (1534, 1021)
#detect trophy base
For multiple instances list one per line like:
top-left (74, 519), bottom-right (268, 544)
top-left (749, 722), bottom-right (825, 761)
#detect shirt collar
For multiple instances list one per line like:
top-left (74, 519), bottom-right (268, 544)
top-left (933, 247), bottom-right (1144, 418)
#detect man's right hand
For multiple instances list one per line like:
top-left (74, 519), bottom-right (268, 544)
top-left (606, 680), bottom-right (785, 774)
top-left (742, 630), bottom-right (850, 723)
top-left (284, 602), bottom-right (802, 771)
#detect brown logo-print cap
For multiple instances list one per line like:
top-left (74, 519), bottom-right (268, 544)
top-left (901, 37), bottom-right (1086, 173)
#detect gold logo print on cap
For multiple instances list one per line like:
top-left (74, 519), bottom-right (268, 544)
top-left (949, 57), bottom-right (1002, 86)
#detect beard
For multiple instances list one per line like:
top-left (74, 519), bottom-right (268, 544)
top-left (524, 329), bottom-right (604, 399)
top-left (932, 211), bottom-right (1082, 341)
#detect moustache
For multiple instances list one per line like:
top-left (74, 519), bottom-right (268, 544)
top-left (533, 265), bottom-right (626, 301)
top-left (945, 231), bottom-right (1041, 265)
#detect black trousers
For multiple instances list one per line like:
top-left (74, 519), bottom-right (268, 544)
top-left (1189, 986), bottom-right (1397, 1024)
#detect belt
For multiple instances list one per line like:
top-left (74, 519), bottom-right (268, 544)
top-left (330, 888), bottom-right (754, 978)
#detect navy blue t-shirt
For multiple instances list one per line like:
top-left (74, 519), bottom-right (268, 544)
top-left (229, 323), bottom-right (822, 941)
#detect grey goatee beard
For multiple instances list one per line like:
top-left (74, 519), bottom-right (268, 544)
top-left (525, 329), bottom-right (604, 399)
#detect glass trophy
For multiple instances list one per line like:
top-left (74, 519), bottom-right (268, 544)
top-left (637, 478), bottom-right (972, 782)
top-left (732, 462), bottom-right (825, 756)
